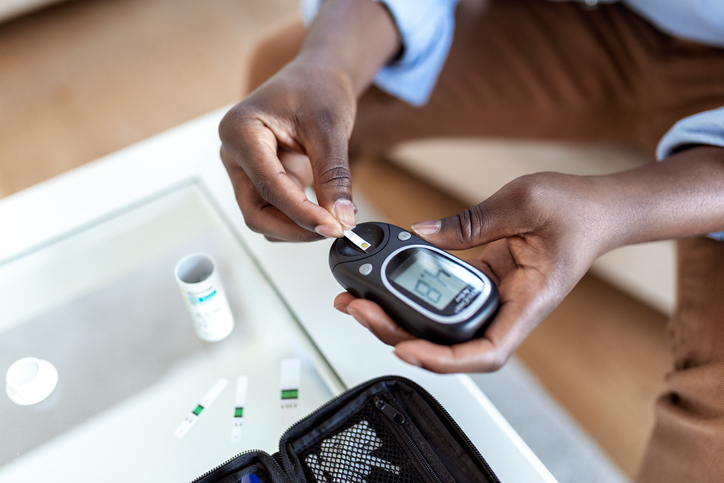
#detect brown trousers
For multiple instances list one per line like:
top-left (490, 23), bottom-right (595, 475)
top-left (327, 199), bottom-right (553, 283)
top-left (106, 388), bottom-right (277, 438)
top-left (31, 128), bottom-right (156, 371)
top-left (247, 0), bottom-right (724, 480)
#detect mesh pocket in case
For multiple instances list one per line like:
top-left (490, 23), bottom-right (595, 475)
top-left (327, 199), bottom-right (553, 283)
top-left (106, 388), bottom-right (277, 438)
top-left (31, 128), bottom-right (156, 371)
top-left (296, 394), bottom-right (441, 483)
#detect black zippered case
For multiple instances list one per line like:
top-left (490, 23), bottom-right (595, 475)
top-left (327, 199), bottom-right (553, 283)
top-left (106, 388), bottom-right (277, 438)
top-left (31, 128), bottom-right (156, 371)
top-left (192, 375), bottom-right (500, 483)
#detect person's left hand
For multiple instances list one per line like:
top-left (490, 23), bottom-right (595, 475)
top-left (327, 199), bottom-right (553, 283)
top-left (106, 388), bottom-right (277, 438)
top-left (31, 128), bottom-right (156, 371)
top-left (333, 172), bottom-right (619, 373)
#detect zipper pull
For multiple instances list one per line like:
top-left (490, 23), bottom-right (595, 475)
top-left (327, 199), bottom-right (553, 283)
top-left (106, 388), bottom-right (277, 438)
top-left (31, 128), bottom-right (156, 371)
top-left (374, 396), bottom-right (406, 425)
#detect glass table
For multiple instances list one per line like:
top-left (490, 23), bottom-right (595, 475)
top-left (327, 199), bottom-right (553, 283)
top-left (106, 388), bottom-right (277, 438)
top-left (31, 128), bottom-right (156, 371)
top-left (0, 109), bottom-right (557, 483)
top-left (0, 183), bottom-right (341, 481)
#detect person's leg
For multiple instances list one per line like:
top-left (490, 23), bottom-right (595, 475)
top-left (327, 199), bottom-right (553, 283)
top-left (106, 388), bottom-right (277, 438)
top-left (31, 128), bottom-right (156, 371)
top-left (247, 0), bottom-right (658, 154)
top-left (246, 1), bottom-right (724, 154)
top-left (636, 238), bottom-right (724, 482)
top-left (352, 0), bottom-right (642, 154)
top-left (351, 0), bottom-right (724, 155)
top-left (638, 238), bottom-right (724, 482)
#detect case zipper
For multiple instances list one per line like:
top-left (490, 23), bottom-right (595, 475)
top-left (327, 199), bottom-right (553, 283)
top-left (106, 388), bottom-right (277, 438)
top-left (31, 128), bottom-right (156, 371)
top-left (189, 449), bottom-right (286, 483)
top-left (374, 396), bottom-right (443, 483)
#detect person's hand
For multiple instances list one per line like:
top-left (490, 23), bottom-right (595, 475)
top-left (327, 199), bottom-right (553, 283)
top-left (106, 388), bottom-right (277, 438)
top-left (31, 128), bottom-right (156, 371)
top-left (219, 0), bottom-right (400, 242)
top-left (219, 59), bottom-right (358, 242)
top-left (334, 172), bottom-right (618, 373)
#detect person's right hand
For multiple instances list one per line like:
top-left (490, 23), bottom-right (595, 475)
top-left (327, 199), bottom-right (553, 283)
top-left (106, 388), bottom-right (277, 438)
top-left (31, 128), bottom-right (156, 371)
top-left (219, 58), bottom-right (358, 242)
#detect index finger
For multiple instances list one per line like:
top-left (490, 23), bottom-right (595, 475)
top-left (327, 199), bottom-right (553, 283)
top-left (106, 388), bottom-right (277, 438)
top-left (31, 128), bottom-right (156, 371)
top-left (225, 118), bottom-right (343, 235)
top-left (221, 147), bottom-right (321, 241)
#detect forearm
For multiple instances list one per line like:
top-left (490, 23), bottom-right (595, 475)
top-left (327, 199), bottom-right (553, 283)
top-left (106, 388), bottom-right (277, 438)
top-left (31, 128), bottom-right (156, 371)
top-left (598, 146), bottom-right (724, 251)
top-left (296, 0), bottom-right (401, 96)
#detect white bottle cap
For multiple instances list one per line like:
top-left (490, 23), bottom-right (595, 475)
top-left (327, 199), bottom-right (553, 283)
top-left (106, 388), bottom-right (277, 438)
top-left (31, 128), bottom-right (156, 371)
top-left (6, 357), bottom-right (58, 406)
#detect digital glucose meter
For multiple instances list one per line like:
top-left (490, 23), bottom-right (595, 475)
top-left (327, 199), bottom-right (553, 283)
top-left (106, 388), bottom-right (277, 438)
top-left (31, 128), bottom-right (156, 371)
top-left (329, 222), bottom-right (499, 345)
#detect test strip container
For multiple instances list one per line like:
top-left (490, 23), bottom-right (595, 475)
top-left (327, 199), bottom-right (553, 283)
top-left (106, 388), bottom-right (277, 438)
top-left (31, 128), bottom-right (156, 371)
top-left (174, 253), bottom-right (234, 342)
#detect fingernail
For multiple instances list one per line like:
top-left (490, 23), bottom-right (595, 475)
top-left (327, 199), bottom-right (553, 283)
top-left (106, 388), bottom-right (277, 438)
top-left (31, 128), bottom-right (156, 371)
top-left (333, 303), bottom-right (349, 315)
top-left (395, 349), bottom-right (422, 367)
top-left (315, 224), bottom-right (343, 238)
top-left (410, 220), bottom-right (441, 236)
top-left (347, 306), bottom-right (369, 329)
top-left (333, 199), bottom-right (356, 229)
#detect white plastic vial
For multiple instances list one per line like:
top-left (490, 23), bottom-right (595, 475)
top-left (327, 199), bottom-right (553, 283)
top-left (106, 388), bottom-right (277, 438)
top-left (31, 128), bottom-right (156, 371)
top-left (174, 253), bottom-right (234, 342)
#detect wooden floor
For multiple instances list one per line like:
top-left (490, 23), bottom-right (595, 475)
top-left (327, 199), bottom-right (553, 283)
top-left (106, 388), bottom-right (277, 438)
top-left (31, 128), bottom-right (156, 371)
top-left (0, 0), bottom-right (672, 477)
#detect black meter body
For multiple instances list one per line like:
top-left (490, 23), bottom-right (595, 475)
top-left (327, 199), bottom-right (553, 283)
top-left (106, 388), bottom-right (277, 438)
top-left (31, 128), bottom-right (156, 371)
top-left (329, 222), bottom-right (499, 345)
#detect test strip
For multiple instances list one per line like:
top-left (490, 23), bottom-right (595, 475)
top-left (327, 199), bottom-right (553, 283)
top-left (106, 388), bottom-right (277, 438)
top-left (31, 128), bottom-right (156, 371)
top-left (231, 375), bottom-right (248, 444)
top-left (280, 358), bottom-right (301, 426)
top-left (174, 377), bottom-right (229, 439)
top-left (344, 230), bottom-right (373, 253)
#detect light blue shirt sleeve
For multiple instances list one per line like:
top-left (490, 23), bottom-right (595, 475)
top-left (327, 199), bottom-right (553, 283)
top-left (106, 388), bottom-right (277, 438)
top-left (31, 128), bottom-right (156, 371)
top-left (301, 0), bottom-right (459, 106)
top-left (709, 232), bottom-right (724, 242)
top-left (656, 107), bottom-right (724, 241)
top-left (623, 0), bottom-right (724, 49)
top-left (656, 107), bottom-right (724, 160)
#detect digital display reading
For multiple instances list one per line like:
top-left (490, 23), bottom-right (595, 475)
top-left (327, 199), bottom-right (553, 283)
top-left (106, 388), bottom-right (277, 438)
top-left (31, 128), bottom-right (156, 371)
top-left (390, 250), bottom-right (469, 310)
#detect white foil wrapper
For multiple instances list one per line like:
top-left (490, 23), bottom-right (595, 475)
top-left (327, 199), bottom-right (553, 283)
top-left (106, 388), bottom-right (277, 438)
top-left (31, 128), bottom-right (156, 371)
top-left (174, 253), bottom-right (234, 342)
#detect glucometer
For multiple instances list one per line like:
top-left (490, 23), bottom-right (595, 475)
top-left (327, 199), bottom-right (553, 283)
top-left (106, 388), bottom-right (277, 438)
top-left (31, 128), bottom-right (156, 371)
top-left (329, 222), bottom-right (499, 345)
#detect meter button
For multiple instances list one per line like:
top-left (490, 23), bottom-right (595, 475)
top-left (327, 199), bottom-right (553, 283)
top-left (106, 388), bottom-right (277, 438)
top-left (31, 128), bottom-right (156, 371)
top-left (359, 263), bottom-right (373, 276)
top-left (398, 231), bottom-right (411, 241)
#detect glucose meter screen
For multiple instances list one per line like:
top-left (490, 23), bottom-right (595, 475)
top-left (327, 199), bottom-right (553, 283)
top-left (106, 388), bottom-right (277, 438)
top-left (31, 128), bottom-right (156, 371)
top-left (391, 250), bottom-right (469, 310)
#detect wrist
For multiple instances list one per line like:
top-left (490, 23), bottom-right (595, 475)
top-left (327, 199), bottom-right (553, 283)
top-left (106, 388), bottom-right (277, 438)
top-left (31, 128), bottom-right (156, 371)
top-left (553, 174), bottom-right (627, 260)
top-left (593, 146), bottom-right (724, 248)
top-left (292, 49), bottom-right (356, 92)
top-left (298, 0), bottom-right (400, 96)
top-left (587, 175), bottom-right (641, 255)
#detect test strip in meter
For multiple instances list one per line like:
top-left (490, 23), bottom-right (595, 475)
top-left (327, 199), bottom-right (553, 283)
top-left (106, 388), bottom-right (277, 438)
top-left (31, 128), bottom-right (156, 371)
top-left (174, 377), bottom-right (228, 439)
top-left (280, 358), bottom-right (300, 425)
top-left (344, 230), bottom-right (373, 253)
top-left (231, 376), bottom-right (248, 444)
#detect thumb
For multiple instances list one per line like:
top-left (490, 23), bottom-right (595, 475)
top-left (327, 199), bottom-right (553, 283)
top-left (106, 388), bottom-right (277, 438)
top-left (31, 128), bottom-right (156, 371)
top-left (303, 123), bottom-right (356, 231)
top-left (410, 199), bottom-right (521, 250)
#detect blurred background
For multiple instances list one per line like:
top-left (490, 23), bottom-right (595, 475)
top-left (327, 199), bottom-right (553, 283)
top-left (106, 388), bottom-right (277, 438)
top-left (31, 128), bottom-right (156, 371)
top-left (0, 0), bottom-right (673, 480)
